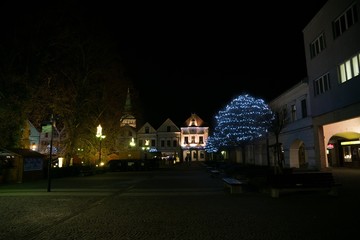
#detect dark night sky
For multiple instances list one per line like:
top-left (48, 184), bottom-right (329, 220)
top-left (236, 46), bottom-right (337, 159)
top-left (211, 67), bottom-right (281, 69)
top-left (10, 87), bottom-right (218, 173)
top-left (114, 1), bottom-right (329, 127)
top-left (3, 0), bottom-right (328, 128)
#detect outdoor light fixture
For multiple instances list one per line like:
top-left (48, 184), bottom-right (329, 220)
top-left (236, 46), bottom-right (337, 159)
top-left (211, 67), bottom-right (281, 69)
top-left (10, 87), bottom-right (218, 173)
top-left (96, 124), bottom-right (106, 166)
top-left (129, 137), bottom-right (136, 147)
top-left (141, 139), bottom-right (150, 159)
top-left (58, 157), bottom-right (63, 168)
top-left (142, 139), bottom-right (150, 151)
top-left (31, 143), bottom-right (37, 151)
top-left (47, 114), bottom-right (55, 192)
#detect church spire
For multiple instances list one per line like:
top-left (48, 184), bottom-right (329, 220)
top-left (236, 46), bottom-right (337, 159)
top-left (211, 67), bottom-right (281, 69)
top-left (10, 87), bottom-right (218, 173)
top-left (124, 87), bottom-right (132, 114)
top-left (120, 87), bottom-right (136, 128)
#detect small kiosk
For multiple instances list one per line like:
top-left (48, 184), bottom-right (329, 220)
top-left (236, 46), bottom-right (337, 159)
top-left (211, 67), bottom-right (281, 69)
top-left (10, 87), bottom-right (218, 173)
top-left (0, 148), bottom-right (46, 183)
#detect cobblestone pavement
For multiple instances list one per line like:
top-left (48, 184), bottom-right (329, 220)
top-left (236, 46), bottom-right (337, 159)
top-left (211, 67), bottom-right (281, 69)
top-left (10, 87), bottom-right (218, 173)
top-left (0, 163), bottom-right (359, 240)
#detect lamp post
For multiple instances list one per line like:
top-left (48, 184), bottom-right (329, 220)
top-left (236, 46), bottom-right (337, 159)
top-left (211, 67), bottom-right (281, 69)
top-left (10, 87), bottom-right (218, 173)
top-left (47, 114), bottom-right (54, 192)
top-left (142, 139), bottom-right (150, 159)
top-left (129, 137), bottom-right (136, 147)
top-left (96, 124), bottom-right (106, 166)
top-left (128, 137), bottom-right (136, 159)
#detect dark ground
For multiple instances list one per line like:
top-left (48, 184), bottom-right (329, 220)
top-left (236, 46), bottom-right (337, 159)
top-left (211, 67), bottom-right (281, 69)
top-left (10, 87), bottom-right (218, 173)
top-left (0, 162), bottom-right (359, 240)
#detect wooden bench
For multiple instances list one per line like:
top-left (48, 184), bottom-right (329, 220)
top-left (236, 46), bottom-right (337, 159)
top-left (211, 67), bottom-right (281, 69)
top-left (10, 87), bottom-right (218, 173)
top-left (268, 171), bottom-right (342, 198)
top-left (210, 169), bottom-right (220, 178)
top-left (222, 177), bottom-right (246, 194)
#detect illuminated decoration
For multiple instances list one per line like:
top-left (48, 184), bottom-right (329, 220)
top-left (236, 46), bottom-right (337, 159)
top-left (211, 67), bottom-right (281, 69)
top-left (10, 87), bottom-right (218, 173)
top-left (141, 139), bottom-right (150, 159)
top-left (148, 148), bottom-right (158, 152)
top-left (58, 157), bottom-right (63, 168)
top-left (142, 139), bottom-right (150, 151)
top-left (96, 124), bottom-right (106, 166)
top-left (129, 137), bottom-right (136, 147)
top-left (205, 94), bottom-right (273, 152)
top-left (96, 124), bottom-right (103, 138)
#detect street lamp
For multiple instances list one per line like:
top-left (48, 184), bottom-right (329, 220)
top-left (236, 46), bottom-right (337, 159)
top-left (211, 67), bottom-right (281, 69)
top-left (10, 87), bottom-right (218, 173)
top-left (48, 116), bottom-right (54, 192)
top-left (96, 124), bottom-right (106, 166)
top-left (129, 137), bottom-right (136, 147)
top-left (142, 139), bottom-right (150, 159)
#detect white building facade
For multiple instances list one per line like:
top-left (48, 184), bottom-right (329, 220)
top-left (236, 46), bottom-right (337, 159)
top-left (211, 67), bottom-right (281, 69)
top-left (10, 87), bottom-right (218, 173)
top-left (304, 0), bottom-right (360, 168)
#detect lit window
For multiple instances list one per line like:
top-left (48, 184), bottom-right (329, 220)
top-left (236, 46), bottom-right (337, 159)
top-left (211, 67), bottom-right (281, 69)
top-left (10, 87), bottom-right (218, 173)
top-left (338, 54), bottom-right (360, 83)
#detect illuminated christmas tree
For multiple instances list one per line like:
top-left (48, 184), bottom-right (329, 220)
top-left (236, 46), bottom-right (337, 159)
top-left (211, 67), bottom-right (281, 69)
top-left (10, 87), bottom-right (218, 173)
top-left (206, 94), bottom-right (273, 154)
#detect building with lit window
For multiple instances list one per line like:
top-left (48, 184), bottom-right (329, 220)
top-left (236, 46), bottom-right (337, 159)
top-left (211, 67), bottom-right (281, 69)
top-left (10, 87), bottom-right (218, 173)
top-left (304, 0), bottom-right (360, 168)
top-left (237, 0), bottom-right (360, 170)
top-left (156, 118), bottom-right (181, 163)
top-left (180, 113), bottom-right (209, 162)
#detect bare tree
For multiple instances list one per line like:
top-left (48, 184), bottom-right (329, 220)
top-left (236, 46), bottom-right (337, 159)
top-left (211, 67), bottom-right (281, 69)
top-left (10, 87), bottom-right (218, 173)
top-left (268, 108), bottom-right (287, 173)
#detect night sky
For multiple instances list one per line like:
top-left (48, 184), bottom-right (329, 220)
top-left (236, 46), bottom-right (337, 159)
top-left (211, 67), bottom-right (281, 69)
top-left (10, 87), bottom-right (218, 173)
top-left (116, 1), bottom-right (329, 127)
top-left (3, 0), bottom-right (328, 128)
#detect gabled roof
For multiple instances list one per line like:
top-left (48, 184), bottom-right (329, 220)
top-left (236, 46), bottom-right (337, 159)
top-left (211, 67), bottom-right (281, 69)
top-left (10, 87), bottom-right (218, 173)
top-left (137, 122), bottom-right (157, 134)
top-left (1, 148), bottom-right (44, 157)
top-left (183, 113), bottom-right (208, 127)
top-left (0, 148), bottom-right (20, 156)
top-left (157, 118), bottom-right (180, 132)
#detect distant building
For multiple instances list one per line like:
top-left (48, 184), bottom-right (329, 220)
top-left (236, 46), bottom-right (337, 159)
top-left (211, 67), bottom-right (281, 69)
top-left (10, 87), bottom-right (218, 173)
top-left (156, 118), bottom-right (181, 163)
top-left (180, 113), bottom-right (209, 162)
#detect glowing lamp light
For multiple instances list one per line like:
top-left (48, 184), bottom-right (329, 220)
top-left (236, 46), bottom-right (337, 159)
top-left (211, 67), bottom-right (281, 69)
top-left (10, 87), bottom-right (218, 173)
top-left (96, 124), bottom-right (103, 138)
top-left (130, 137), bottom-right (136, 147)
top-left (327, 143), bottom-right (334, 150)
top-left (142, 139), bottom-right (150, 151)
top-left (31, 143), bottom-right (37, 151)
top-left (96, 124), bottom-right (106, 166)
top-left (58, 157), bottom-right (63, 168)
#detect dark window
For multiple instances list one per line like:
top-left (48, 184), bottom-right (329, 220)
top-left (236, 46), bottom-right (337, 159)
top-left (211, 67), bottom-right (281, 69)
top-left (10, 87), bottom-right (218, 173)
top-left (301, 99), bottom-right (307, 118)
top-left (310, 33), bottom-right (326, 58)
top-left (333, 3), bottom-right (358, 38)
top-left (314, 73), bottom-right (331, 96)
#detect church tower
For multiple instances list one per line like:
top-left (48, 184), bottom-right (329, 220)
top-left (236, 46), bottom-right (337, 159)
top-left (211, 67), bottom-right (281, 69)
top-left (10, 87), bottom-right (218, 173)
top-left (119, 88), bottom-right (136, 128)
top-left (117, 87), bottom-right (139, 159)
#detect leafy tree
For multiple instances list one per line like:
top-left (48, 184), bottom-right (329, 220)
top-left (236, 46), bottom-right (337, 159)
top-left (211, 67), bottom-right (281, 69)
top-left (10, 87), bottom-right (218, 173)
top-left (0, 78), bottom-right (29, 148)
top-left (0, 3), bottom-right (137, 164)
top-left (205, 93), bottom-right (274, 163)
top-left (26, 11), bottom-right (133, 165)
top-left (0, 18), bottom-right (32, 148)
